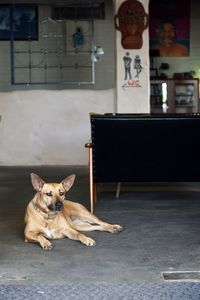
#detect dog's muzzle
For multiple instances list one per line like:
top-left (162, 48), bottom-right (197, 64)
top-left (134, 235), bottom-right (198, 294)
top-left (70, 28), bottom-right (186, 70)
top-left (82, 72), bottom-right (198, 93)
top-left (49, 201), bottom-right (63, 212)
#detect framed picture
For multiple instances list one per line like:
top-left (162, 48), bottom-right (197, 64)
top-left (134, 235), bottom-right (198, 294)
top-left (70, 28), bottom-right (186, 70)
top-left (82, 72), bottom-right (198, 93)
top-left (150, 68), bottom-right (158, 78)
top-left (0, 5), bottom-right (38, 40)
top-left (149, 0), bottom-right (190, 57)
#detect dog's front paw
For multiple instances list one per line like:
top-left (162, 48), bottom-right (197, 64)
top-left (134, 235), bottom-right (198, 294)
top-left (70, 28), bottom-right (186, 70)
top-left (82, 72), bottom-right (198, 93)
top-left (80, 236), bottom-right (96, 247)
top-left (110, 224), bottom-right (123, 234)
top-left (85, 237), bottom-right (96, 247)
top-left (41, 240), bottom-right (53, 250)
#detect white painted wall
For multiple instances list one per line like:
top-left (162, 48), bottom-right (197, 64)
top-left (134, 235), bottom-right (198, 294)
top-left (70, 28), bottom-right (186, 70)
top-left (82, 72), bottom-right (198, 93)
top-left (0, 89), bottom-right (114, 165)
top-left (115, 0), bottom-right (150, 113)
top-left (0, 1), bottom-right (116, 166)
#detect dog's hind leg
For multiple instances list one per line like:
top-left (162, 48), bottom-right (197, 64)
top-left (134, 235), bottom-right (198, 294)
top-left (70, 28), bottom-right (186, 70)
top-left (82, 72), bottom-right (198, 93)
top-left (63, 202), bottom-right (123, 233)
top-left (62, 227), bottom-right (96, 246)
top-left (71, 217), bottom-right (123, 233)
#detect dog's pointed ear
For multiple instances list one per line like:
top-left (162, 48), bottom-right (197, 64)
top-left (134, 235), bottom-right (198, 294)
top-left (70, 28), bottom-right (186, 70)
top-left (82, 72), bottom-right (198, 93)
top-left (30, 173), bottom-right (45, 192)
top-left (61, 174), bottom-right (76, 192)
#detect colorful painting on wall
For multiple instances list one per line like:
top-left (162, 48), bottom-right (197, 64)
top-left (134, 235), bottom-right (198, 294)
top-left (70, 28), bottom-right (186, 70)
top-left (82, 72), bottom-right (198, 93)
top-left (149, 0), bottom-right (190, 57)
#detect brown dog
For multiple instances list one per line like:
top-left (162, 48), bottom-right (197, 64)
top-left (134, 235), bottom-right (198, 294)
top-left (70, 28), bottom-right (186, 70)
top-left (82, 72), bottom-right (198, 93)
top-left (24, 173), bottom-right (123, 249)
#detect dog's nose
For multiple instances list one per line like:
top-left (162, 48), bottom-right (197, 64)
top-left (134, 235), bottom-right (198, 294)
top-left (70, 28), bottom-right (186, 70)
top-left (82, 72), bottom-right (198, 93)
top-left (48, 201), bottom-right (63, 212)
top-left (54, 201), bottom-right (63, 211)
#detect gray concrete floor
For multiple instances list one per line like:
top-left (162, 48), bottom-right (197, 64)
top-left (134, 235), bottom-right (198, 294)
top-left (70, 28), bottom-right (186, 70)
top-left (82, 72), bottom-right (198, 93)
top-left (1, 166), bottom-right (200, 286)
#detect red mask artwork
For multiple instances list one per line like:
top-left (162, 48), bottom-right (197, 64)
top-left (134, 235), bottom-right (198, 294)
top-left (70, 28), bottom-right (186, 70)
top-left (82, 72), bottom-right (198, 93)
top-left (115, 0), bottom-right (149, 49)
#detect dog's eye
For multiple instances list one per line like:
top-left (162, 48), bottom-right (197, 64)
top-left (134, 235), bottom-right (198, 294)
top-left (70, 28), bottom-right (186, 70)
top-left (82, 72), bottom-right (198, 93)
top-left (46, 192), bottom-right (52, 197)
top-left (59, 192), bottom-right (64, 196)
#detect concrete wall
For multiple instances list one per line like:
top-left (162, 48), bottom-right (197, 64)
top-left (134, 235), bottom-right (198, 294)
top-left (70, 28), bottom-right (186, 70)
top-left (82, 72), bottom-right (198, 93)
top-left (0, 2), bottom-right (116, 166)
top-left (0, 89), bottom-right (114, 165)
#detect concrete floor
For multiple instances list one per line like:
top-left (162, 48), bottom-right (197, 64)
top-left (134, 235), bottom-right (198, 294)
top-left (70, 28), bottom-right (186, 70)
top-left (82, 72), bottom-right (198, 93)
top-left (1, 166), bottom-right (200, 295)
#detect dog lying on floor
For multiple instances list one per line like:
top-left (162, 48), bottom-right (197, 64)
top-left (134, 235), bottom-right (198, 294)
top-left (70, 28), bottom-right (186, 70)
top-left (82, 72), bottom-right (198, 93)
top-left (24, 173), bottom-right (123, 250)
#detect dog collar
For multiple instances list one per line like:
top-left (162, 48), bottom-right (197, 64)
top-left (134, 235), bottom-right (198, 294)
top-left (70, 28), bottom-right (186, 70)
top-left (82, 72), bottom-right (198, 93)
top-left (32, 201), bottom-right (50, 220)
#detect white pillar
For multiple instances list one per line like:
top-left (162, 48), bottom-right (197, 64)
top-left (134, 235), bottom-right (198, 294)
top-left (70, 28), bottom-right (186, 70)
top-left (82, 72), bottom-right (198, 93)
top-left (114, 0), bottom-right (150, 113)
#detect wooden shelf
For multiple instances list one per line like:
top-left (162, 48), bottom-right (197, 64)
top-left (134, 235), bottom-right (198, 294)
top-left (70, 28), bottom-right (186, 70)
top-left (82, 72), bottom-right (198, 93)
top-left (150, 78), bottom-right (199, 113)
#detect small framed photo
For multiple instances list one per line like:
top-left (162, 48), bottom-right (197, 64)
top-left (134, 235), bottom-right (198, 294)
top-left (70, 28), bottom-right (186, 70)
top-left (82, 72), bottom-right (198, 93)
top-left (0, 5), bottom-right (38, 40)
top-left (150, 68), bottom-right (158, 78)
